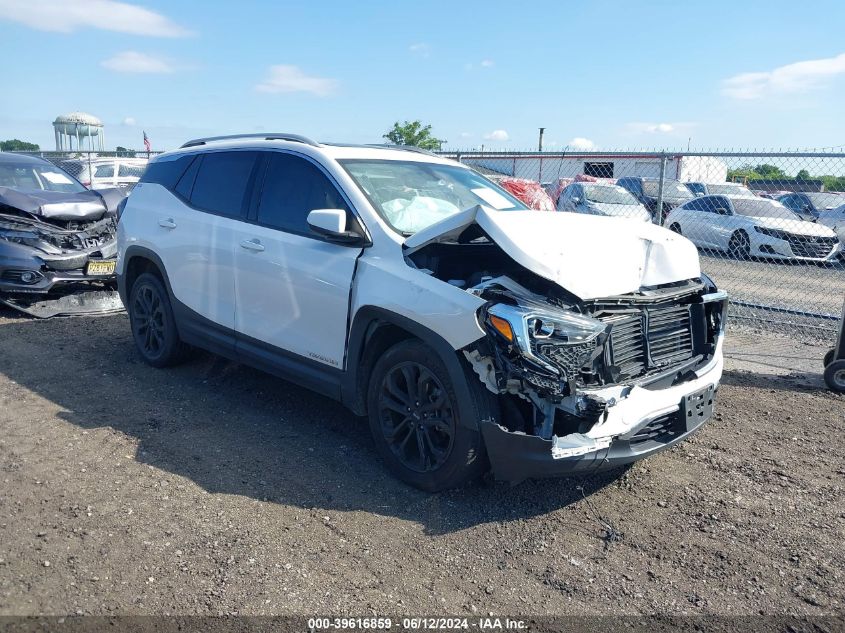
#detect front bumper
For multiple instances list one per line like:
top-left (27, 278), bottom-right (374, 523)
top-left (0, 265), bottom-right (117, 294)
top-left (481, 340), bottom-right (724, 483)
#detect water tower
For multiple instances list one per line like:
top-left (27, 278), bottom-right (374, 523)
top-left (53, 112), bottom-right (105, 151)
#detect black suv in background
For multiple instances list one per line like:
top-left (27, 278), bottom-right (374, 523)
top-left (617, 176), bottom-right (695, 220)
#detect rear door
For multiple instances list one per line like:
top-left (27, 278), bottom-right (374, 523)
top-left (232, 151), bottom-right (364, 371)
top-left (157, 150), bottom-right (260, 332)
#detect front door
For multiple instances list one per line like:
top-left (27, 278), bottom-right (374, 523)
top-left (233, 152), bottom-right (363, 369)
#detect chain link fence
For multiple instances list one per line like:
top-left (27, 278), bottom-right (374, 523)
top-left (441, 149), bottom-right (844, 347)
top-left (7, 149), bottom-right (163, 192)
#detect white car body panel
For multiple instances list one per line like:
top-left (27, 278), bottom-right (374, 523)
top-left (118, 182), bottom-right (238, 329)
top-left (232, 222), bottom-right (360, 368)
top-left (406, 205), bottom-right (701, 300)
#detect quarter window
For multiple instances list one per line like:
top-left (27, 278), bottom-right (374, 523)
top-left (189, 151), bottom-right (258, 217)
top-left (257, 153), bottom-right (349, 234)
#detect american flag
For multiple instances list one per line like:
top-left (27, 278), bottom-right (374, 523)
top-left (143, 131), bottom-right (151, 152)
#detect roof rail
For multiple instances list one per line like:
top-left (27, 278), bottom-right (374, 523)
top-left (180, 133), bottom-right (319, 149)
top-left (363, 143), bottom-right (439, 157)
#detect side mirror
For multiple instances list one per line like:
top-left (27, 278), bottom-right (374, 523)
top-left (307, 209), bottom-right (363, 244)
top-left (572, 196), bottom-right (581, 204)
top-left (715, 207), bottom-right (729, 215)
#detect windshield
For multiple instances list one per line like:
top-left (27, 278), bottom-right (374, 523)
top-left (584, 184), bottom-right (639, 205)
top-left (641, 179), bottom-right (694, 200)
top-left (0, 161), bottom-right (86, 193)
top-left (806, 192), bottom-right (845, 209)
top-left (732, 198), bottom-right (801, 220)
top-left (341, 159), bottom-right (527, 234)
top-left (707, 183), bottom-right (753, 196)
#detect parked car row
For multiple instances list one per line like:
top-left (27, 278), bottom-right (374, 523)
top-left (60, 157), bottom-right (148, 191)
top-left (509, 173), bottom-right (844, 264)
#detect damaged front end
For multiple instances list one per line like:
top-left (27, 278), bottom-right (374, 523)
top-left (463, 276), bottom-right (727, 482)
top-left (0, 209), bottom-right (121, 318)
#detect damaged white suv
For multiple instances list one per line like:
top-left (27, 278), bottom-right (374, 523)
top-left (117, 134), bottom-right (727, 491)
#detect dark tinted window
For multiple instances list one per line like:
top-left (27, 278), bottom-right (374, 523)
top-left (257, 153), bottom-right (348, 234)
top-left (175, 155), bottom-right (200, 199)
top-left (140, 154), bottom-right (195, 189)
top-left (190, 151), bottom-right (258, 217)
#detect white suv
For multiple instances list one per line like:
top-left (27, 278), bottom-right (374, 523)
top-left (116, 133), bottom-right (727, 491)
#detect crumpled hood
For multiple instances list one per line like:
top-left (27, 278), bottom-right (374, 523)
top-left (0, 186), bottom-right (124, 221)
top-left (752, 214), bottom-right (837, 237)
top-left (404, 205), bottom-right (701, 300)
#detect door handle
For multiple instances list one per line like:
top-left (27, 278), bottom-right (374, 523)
top-left (158, 218), bottom-right (176, 229)
top-left (240, 238), bottom-right (265, 252)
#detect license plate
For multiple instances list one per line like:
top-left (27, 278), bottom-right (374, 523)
top-left (86, 260), bottom-right (116, 276)
top-left (681, 383), bottom-right (716, 429)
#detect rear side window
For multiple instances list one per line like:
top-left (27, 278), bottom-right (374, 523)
top-left (190, 151), bottom-right (258, 217)
top-left (257, 153), bottom-right (349, 234)
top-left (140, 154), bottom-right (195, 189)
top-left (94, 164), bottom-right (114, 178)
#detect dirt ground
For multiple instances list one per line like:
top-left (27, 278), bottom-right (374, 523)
top-left (0, 308), bottom-right (843, 617)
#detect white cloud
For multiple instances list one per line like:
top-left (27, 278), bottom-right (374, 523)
top-left (568, 137), bottom-right (596, 150)
top-left (722, 53), bottom-right (845, 100)
top-left (626, 122), bottom-right (697, 136)
top-left (0, 0), bottom-right (191, 37)
top-left (484, 129), bottom-right (509, 142)
top-left (122, 117), bottom-right (136, 126)
top-left (101, 51), bottom-right (175, 73)
top-left (255, 65), bottom-right (337, 96)
top-left (409, 43), bottom-right (430, 58)
top-left (480, 59), bottom-right (494, 68)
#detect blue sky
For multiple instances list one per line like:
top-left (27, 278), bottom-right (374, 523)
top-left (2, 0), bottom-right (845, 152)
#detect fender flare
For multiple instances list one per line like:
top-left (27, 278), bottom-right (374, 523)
top-left (118, 245), bottom-right (174, 306)
top-left (342, 305), bottom-right (485, 427)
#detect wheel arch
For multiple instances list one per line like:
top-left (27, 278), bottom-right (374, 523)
top-left (119, 246), bottom-right (174, 307)
top-left (342, 306), bottom-right (484, 425)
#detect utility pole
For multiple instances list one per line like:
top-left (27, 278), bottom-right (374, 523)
top-left (538, 127), bottom-right (545, 152)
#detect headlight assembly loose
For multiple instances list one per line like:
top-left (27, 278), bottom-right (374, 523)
top-left (486, 303), bottom-right (607, 376)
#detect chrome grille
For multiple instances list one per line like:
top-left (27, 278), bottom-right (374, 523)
top-left (784, 234), bottom-right (837, 258)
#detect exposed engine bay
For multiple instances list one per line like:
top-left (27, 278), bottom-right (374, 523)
top-left (406, 228), bottom-right (726, 458)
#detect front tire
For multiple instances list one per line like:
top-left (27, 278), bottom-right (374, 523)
top-left (669, 222), bottom-right (682, 235)
top-left (366, 340), bottom-right (494, 491)
top-left (128, 272), bottom-right (188, 368)
top-left (728, 231), bottom-right (751, 260)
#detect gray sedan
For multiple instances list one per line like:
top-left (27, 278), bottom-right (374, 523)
top-left (557, 182), bottom-right (651, 222)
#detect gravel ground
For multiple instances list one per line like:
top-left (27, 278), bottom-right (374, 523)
top-left (0, 308), bottom-right (843, 617)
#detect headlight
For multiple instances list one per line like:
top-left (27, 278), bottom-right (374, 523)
top-left (754, 226), bottom-right (788, 239)
top-left (485, 303), bottom-right (607, 376)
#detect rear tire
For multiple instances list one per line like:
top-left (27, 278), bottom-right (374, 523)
top-left (824, 348), bottom-right (835, 368)
top-left (366, 339), bottom-right (494, 491)
top-left (128, 272), bottom-right (189, 368)
top-left (669, 223), bottom-right (682, 235)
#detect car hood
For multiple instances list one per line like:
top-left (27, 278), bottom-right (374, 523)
top-left (0, 186), bottom-right (125, 220)
top-left (588, 202), bottom-right (651, 221)
top-left (751, 215), bottom-right (836, 237)
top-left (403, 205), bottom-right (701, 300)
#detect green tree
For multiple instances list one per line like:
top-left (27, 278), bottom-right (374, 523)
top-left (0, 139), bottom-right (40, 151)
top-left (383, 120), bottom-right (444, 150)
top-left (115, 146), bottom-right (136, 157)
top-left (796, 169), bottom-right (810, 181)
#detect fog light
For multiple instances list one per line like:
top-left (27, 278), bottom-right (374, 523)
top-left (21, 271), bottom-right (38, 283)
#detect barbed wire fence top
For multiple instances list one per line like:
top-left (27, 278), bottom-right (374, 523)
top-left (441, 149), bottom-right (844, 345)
